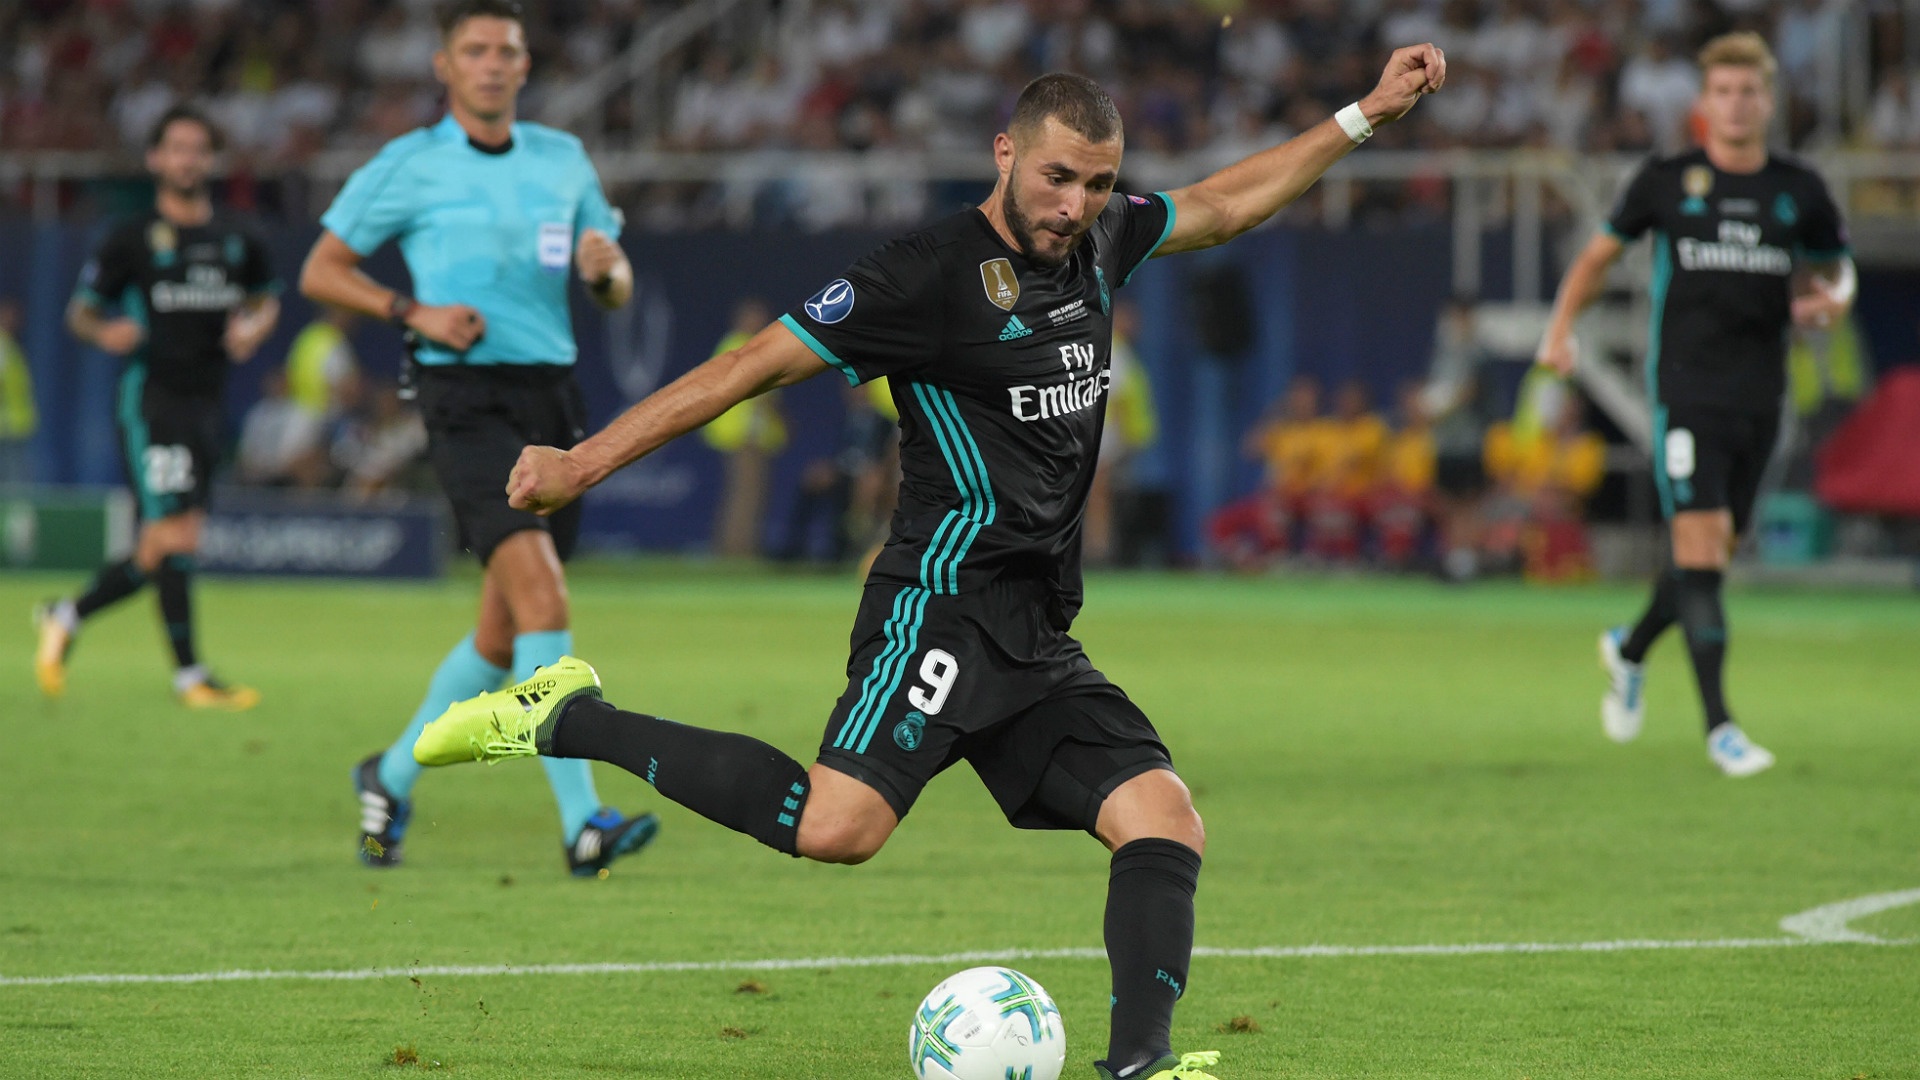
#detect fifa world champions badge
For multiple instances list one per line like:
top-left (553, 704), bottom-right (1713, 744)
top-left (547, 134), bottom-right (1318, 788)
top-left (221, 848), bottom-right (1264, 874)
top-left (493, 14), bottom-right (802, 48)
top-left (980, 258), bottom-right (1020, 311)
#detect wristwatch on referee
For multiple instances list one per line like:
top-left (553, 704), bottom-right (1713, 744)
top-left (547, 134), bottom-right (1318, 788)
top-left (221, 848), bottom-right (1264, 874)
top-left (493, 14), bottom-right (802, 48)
top-left (387, 293), bottom-right (416, 327)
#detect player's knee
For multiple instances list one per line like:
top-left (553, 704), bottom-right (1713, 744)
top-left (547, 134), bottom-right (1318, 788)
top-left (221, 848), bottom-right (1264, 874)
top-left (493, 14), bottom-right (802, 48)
top-left (1179, 807), bottom-right (1207, 856)
top-left (796, 817), bottom-right (890, 865)
top-left (1100, 770), bottom-right (1205, 856)
top-left (1670, 511), bottom-right (1732, 569)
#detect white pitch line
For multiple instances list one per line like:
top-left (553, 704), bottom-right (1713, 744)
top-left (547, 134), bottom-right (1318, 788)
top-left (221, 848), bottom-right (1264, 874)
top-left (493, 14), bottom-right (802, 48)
top-left (6, 888), bottom-right (1915, 989)
top-left (0, 936), bottom-right (1912, 989)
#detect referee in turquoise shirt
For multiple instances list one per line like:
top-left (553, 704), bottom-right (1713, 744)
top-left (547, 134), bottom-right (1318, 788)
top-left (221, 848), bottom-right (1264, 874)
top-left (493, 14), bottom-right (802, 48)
top-left (300, 0), bottom-right (657, 876)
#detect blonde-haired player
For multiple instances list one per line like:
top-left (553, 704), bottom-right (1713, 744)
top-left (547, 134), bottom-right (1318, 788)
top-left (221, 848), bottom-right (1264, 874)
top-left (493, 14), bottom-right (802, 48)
top-left (1537, 32), bottom-right (1854, 775)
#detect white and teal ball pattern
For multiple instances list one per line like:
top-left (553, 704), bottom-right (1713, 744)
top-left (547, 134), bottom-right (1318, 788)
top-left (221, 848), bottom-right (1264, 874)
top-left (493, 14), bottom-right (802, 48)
top-left (909, 966), bottom-right (1065, 1080)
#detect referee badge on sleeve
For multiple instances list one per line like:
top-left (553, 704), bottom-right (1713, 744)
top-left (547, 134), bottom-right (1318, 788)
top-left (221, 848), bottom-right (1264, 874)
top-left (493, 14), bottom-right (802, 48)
top-left (538, 223), bottom-right (571, 272)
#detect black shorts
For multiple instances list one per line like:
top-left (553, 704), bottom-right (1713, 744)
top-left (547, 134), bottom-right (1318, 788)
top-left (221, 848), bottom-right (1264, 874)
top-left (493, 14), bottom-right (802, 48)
top-left (416, 364), bottom-right (587, 565)
top-left (816, 576), bottom-right (1173, 832)
top-left (116, 372), bottom-right (221, 521)
top-left (1654, 403), bottom-right (1781, 533)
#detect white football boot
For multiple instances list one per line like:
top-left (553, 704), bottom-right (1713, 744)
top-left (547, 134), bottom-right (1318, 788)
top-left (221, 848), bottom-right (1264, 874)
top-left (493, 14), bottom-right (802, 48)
top-left (1707, 723), bottom-right (1775, 778)
top-left (1598, 626), bottom-right (1646, 743)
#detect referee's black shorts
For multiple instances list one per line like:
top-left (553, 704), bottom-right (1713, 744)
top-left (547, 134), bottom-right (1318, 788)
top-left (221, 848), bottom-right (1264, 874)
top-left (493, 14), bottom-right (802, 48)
top-left (416, 364), bottom-right (586, 566)
top-left (1654, 402), bottom-right (1781, 534)
top-left (816, 574), bottom-right (1174, 833)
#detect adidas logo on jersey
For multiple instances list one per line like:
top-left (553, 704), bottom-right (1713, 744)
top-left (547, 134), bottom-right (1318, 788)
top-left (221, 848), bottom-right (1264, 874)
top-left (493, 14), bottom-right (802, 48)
top-left (998, 315), bottom-right (1033, 341)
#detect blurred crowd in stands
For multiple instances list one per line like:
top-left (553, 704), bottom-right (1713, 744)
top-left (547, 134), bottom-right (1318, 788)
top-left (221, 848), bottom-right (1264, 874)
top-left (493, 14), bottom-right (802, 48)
top-left (1, 1), bottom-right (1911, 226)
top-left (232, 308), bottom-right (429, 497)
top-left (1210, 300), bottom-right (1608, 581)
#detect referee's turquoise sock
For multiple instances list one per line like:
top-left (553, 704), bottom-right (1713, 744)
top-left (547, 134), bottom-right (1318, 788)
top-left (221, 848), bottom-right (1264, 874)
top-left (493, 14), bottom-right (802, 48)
top-left (516, 629), bottom-right (602, 845)
top-left (379, 633), bottom-right (507, 797)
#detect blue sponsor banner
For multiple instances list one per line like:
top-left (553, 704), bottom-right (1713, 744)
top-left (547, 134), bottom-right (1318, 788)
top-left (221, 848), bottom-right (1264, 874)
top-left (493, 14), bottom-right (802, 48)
top-left (198, 487), bottom-right (447, 578)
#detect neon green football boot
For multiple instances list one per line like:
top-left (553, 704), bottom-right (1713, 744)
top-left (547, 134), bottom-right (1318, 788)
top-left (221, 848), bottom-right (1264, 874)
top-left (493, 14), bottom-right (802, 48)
top-left (1095, 1051), bottom-right (1222, 1080)
top-left (412, 657), bottom-right (602, 767)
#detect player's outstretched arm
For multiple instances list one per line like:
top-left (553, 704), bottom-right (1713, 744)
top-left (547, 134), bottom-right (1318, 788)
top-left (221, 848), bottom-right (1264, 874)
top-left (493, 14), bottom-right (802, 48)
top-left (298, 230), bottom-right (487, 351)
top-left (507, 320), bottom-right (830, 515)
top-left (1535, 232), bottom-right (1626, 375)
top-left (1154, 43), bottom-right (1445, 256)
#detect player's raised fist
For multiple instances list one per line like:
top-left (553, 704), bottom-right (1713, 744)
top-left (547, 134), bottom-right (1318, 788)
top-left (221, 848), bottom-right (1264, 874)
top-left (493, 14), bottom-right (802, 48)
top-left (507, 444), bottom-right (590, 516)
top-left (575, 229), bottom-right (621, 285)
top-left (405, 303), bottom-right (487, 351)
top-left (1536, 331), bottom-right (1578, 376)
top-left (1362, 43), bottom-right (1446, 125)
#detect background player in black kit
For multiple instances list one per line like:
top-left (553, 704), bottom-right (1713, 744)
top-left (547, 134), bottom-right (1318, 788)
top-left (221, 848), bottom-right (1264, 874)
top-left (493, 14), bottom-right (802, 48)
top-left (1538, 33), bottom-right (1853, 777)
top-left (414, 45), bottom-right (1446, 1080)
top-left (36, 105), bottom-right (281, 710)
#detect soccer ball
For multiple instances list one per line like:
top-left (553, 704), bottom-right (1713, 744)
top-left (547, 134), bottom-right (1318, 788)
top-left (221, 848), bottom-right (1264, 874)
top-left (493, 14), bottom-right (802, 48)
top-left (909, 966), bottom-right (1065, 1080)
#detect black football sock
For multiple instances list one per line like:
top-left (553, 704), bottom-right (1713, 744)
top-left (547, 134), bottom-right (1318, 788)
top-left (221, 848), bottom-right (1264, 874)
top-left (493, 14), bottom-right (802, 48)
top-left (1675, 568), bottom-right (1731, 733)
top-left (544, 698), bottom-right (809, 855)
top-left (1100, 838), bottom-right (1203, 1076)
top-left (73, 559), bottom-right (148, 621)
top-left (1620, 568), bottom-right (1680, 664)
top-left (155, 555), bottom-right (197, 670)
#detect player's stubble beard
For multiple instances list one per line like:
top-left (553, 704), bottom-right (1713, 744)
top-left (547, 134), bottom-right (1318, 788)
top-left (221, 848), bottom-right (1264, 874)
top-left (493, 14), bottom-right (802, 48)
top-left (1001, 167), bottom-right (1086, 269)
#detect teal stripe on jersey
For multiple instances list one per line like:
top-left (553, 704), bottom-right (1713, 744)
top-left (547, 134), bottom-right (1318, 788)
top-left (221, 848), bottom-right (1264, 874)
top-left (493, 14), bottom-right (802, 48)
top-left (910, 383), bottom-right (996, 593)
top-left (919, 510), bottom-right (962, 589)
top-left (779, 314), bottom-right (861, 386)
top-left (1647, 232), bottom-right (1674, 520)
top-left (910, 382), bottom-right (976, 592)
top-left (928, 386), bottom-right (995, 592)
top-left (1123, 191), bottom-right (1181, 286)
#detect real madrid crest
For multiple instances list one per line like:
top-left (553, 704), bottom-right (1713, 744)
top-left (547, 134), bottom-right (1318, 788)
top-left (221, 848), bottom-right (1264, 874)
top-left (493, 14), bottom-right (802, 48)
top-left (980, 258), bottom-right (1019, 311)
top-left (148, 221), bottom-right (178, 255)
top-left (1682, 165), bottom-right (1713, 200)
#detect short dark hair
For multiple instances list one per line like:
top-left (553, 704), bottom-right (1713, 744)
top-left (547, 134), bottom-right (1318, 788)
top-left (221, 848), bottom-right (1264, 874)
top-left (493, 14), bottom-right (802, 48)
top-left (1008, 73), bottom-right (1122, 146)
top-left (148, 105), bottom-right (222, 152)
top-left (441, 0), bottom-right (524, 40)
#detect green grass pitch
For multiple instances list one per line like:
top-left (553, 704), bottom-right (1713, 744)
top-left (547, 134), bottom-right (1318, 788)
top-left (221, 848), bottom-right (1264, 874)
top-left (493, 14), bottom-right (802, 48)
top-left (3, 563), bottom-right (1917, 1078)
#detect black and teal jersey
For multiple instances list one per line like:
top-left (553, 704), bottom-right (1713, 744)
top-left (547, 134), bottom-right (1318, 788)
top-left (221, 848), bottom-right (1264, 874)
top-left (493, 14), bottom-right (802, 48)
top-left (1606, 149), bottom-right (1849, 415)
top-left (75, 210), bottom-right (280, 397)
top-left (781, 192), bottom-right (1176, 623)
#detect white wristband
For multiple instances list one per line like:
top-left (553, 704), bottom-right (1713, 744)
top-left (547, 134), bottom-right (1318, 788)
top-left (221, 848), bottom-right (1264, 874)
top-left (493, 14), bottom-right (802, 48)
top-left (1335, 102), bottom-right (1373, 144)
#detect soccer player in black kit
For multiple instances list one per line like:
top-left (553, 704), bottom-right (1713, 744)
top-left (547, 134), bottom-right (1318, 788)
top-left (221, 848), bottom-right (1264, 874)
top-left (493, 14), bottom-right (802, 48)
top-left (36, 106), bottom-right (281, 709)
top-left (1538, 33), bottom-right (1854, 777)
top-left (415, 46), bottom-right (1447, 1079)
